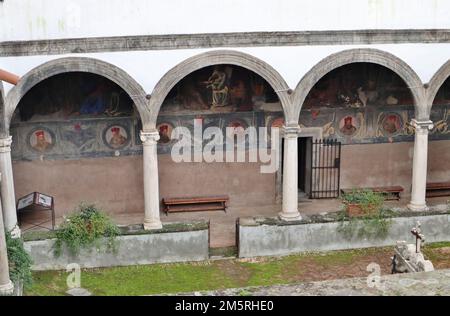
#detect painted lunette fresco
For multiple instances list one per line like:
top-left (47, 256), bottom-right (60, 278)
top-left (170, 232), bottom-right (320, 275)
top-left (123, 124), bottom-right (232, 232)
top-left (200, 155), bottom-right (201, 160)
top-left (9, 65), bottom-right (450, 161)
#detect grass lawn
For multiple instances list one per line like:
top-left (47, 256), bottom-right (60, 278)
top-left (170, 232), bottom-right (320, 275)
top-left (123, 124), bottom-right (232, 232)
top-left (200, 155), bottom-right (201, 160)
top-left (25, 242), bottom-right (450, 296)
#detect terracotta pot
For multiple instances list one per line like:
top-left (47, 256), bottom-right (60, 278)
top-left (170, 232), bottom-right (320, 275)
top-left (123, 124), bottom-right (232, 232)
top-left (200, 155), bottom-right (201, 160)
top-left (345, 203), bottom-right (377, 217)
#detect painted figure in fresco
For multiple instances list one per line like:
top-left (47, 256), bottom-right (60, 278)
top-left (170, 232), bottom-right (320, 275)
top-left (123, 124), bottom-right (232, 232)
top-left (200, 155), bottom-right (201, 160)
top-left (79, 82), bottom-right (109, 115)
top-left (340, 116), bottom-right (357, 136)
top-left (32, 130), bottom-right (52, 152)
top-left (203, 66), bottom-right (229, 107)
top-left (177, 80), bottom-right (209, 110)
top-left (230, 79), bottom-right (253, 111)
top-left (382, 114), bottom-right (401, 135)
top-left (158, 124), bottom-right (171, 144)
top-left (109, 127), bottom-right (127, 148)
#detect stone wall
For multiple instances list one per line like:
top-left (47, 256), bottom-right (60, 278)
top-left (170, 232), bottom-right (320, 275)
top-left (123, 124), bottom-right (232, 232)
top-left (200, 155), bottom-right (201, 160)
top-left (238, 213), bottom-right (450, 258)
top-left (24, 222), bottom-right (210, 271)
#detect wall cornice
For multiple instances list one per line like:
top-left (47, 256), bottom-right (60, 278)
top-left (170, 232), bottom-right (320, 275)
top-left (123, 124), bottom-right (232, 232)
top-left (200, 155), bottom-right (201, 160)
top-left (2, 29), bottom-right (450, 57)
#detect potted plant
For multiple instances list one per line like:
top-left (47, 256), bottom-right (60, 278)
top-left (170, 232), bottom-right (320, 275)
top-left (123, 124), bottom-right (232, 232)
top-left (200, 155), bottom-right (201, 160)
top-left (341, 189), bottom-right (384, 217)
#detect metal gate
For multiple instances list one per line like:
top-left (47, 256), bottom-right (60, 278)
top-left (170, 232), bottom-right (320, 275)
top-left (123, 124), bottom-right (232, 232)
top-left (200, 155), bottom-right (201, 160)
top-left (310, 139), bottom-right (341, 199)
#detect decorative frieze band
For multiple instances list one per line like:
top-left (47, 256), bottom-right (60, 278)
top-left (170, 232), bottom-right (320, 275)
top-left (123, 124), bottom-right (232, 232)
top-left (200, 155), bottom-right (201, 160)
top-left (2, 29), bottom-right (450, 57)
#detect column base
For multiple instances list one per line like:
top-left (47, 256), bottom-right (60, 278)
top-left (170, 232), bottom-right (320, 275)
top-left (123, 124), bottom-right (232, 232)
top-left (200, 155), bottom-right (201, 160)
top-left (0, 280), bottom-right (14, 296)
top-left (143, 219), bottom-right (163, 230)
top-left (407, 202), bottom-right (429, 212)
top-left (278, 211), bottom-right (302, 221)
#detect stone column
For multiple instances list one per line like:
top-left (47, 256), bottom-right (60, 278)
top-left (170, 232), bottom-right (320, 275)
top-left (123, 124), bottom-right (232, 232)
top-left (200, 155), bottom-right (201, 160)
top-left (0, 137), bottom-right (20, 237)
top-left (0, 172), bottom-right (14, 296)
top-left (279, 126), bottom-right (302, 221)
top-left (408, 119), bottom-right (434, 212)
top-left (140, 131), bottom-right (162, 230)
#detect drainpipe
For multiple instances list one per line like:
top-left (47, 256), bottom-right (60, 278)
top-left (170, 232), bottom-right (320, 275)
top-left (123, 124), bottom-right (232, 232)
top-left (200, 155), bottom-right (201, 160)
top-left (0, 69), bottom-right (19, 85)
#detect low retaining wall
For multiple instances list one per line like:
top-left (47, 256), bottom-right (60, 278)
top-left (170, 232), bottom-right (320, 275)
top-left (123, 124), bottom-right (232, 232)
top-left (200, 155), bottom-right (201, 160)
top-left (24, 221), bottom-right (210, 271)
top-left (238, 213), bottom-right (450, 258)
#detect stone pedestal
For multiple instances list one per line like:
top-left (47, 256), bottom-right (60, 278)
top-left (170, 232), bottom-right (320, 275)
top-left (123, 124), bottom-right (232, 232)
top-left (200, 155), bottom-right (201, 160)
top-left (0, 137), bottom-right (20, 237)
top-left (140, 131), bottom-right (162, 230)
top-left (408, 120), bottom-right (433, 212)
top-left (392, 241), bottom-right (434, 273)
top-left (0, 172), bottom-right (14, 296)
top-left (279, 126), bottom-right (302, 221)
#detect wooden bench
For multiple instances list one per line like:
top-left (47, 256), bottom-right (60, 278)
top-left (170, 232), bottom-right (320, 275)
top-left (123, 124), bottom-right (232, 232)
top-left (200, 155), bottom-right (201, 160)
top-left (341, 186), bottom-right (404, 201)
top-left (162, 195), bottom-right (229, 215)
top-left (426, 182), bottom-right (450, 198)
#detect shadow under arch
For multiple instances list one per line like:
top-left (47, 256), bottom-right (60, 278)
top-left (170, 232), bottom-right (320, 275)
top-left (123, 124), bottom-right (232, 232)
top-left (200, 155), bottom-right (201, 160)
top-left (147, 49), bottom-right (293, 130)
top-left (292, 48), bottom-right (426, 122)
top-left (3, 57), bottom-right (149, 137)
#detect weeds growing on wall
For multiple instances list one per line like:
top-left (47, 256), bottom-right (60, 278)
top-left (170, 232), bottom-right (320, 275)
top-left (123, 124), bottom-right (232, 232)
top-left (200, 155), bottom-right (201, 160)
top-left (54, 203), bottom-right (120, 257)
top-left (6, 232), bottom-right (33, 287)
top-left (337, 209), bottom-right (394, 240)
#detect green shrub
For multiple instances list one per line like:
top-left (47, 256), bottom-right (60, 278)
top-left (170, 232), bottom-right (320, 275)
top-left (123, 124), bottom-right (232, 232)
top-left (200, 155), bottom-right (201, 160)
top-left (341, 189), bottom-right (384, 214)
top-left (6, 232), bottom-right (33, 287)
top-left (54, 203), bottom-right (120, 257)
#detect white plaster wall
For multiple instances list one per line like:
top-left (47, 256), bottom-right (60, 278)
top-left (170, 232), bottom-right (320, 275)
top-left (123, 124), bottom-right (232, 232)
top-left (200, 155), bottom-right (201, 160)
top-left (1, 0), bottom-right (449, 41)
top-left (1, 44), bottom-right (450, 96)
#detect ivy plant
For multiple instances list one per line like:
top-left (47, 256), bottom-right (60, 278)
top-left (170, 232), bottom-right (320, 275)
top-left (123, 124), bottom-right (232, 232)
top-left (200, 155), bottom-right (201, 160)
top-left (54, 203), bottom-right (120, 257)
top-left (6, 232), bottom-right (33, 288)
top-left (337, 208), bottom-right (394, 240)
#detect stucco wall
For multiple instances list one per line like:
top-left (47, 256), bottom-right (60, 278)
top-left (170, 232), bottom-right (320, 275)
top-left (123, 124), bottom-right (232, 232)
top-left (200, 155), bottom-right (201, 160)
top-left (12, 153), bottom-right (276, 217)
top-left (428, 139), bottom-right (450, 182)
top-left (340, 142), bottom-right (414, 194)
top-left (12, 139), bottom-right (450, 217)
top-left (12, 155), bottom-right (145, 216)
top-left (2, 0), bottom-right (450, 41)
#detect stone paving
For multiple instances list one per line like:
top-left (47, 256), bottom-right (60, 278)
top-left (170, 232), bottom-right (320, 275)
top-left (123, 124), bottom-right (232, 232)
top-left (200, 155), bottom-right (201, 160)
top-left (177, 269), bottom-right (450, 296)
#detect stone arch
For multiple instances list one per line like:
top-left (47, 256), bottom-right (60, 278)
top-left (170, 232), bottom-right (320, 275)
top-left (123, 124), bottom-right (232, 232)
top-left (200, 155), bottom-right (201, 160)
top-left (2, 57), bottom-right (149, 137)
top-left (147, 50), bottom-right (293, 129)
top-left (292, 48), bottom-right (427, 122)
top-left (427, 59), bottom-right (450, 111)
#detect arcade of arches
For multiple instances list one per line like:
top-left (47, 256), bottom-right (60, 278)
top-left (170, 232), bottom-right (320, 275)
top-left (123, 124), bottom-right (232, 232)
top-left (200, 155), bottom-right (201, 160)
top-left (1, 53), bottom-right (450, 249)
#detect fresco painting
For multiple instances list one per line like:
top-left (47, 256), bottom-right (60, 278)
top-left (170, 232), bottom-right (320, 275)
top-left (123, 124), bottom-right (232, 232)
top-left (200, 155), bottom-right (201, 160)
top-left (9, 64), bottom-right (450, 162)
top-left (104, 125), bottom-right (129, 149)
top-left (339, 115), bottom-right (359, 136)
top-left (157, 122), bottom-right (174, 144)
top-left (303, 63), bottom-right (414, 109)
top-left (15, 72), bottom-right (134, 123)
top-left (380, 113), bottom-right (403, 136)
top-left (160, 65), bottom-right (282, 114)
top-left (28, 128), bottom-right (54, 153)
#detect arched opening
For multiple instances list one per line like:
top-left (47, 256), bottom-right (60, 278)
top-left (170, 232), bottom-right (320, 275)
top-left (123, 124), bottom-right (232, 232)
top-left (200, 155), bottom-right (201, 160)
top-left (10, 72), bottom-right (145, 230)
top-left (154, 64), bottom-right (283, 248)
top-left (427, 75), bottom-right (450, 204)
top-left (298, 62), bottom-right (415, 209)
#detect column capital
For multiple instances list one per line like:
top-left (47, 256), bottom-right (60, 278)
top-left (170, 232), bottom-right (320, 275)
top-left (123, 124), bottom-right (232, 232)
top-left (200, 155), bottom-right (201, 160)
top-left (0, 136), bottom-right (12, 153)
top-left (283, 125), bottom-right (301, 138)
top-left (411, 119), bottom-right (433, 131)
top-left (140, 131), bottom-right (160, 145)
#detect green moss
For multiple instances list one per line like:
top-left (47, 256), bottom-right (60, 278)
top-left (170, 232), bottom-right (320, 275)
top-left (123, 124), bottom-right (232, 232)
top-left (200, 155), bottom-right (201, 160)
top-left (25, 243), bottom-right (450, 296)
top-left (209, 246), bottom-right (237, 257)
top-left (22, 230), bottom-right (57, 242)
top-left (424, 241), bottom-right (450, 249)
top-left (22, 221), bottom-right (209, 242)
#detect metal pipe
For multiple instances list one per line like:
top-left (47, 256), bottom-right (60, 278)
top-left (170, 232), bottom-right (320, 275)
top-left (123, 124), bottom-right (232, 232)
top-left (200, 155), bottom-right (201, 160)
top-left (0, 69), bottom-right (19, 85)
